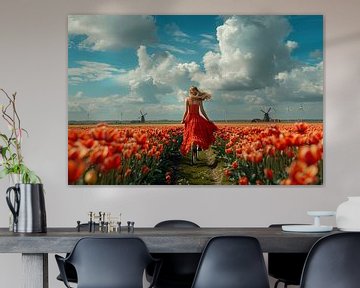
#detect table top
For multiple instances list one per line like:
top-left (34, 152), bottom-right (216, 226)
top-left (0, 227), bottom-right (340, 253)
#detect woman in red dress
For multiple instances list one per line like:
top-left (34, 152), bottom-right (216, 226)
top-left (180, 86), bottom-right (218, 163)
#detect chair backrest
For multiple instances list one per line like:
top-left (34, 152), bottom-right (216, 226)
top-left (191, 236), bottom-right (270, 288)
top-left (268, 224), bottom-right (308, 285)
top-left (155, 220), bottom-right (200, 228)
top-left (66, 237), bottom-right (154, 288)
top-left (151, 220), bottom-right (201, 285)
top-left (300, 232), bottom-right (360, 288)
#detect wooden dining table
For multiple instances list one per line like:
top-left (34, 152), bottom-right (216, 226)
top-left (0, 226), bottom-right (339, 288)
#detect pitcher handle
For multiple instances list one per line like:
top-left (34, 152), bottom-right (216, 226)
top-left (6, 186), bottom-right (20, 224)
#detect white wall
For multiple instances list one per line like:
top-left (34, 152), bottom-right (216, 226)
top-left (1, 0), bottom-right (360, 287)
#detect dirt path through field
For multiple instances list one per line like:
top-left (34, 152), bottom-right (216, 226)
top-left (174, 148), bottom-right (227, 185)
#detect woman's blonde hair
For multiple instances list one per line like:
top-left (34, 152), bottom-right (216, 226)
top-left (190, 86), bottom-right (212, 100)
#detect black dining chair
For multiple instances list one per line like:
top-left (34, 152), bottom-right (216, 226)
top-left (300, 232), bottom-right (360, 288)
top-left (147, 220), bottom-right (201, 288)
top-left (55, 237), bottom-right (161, 288)
top-left (191, 236), bottom-right (270, 288)
top-left (56, 262), bottom-right (77, 284)
top-left (56, 223), bottom-right (99, 284)
top-left (268, 224), bottom-right (308, 288)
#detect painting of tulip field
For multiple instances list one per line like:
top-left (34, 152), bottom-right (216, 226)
top-left (68, 15), bottom-right (323, 185)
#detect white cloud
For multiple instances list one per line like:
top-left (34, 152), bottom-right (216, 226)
top-left (309, 49), bottom-right (323, 60)
top-left (69, 93), bottom-right (141, 108)
top-left (274, 61), bottom-right (323, 102)
top-left (200, 34), bottom-right (215, 41)
top-left (275, 72), bottom-right (288, 82)
top-left (157, 44), bottom-right (197, 55)
top-left (143, 103), bottom-right (184, 116)
top-left (68, 92), bottom-right (145, 121)
top-left (165, 23), bottom-right (190, 38)
top-left (68, 102), bottom-right (87, 112)
top-left (118, 46), bottom-right (201, 104)
top-left (209, 61), bottom-right (323, 110)
top-left (286, 40), bottom-right (299, 50)
top-left (68, 90), bottom-right (187, 121)
top-left (68, 15), bottom-right (157, 51)
top-left (244, 95), bottom-right (266, 105)
top-left (176, 89), bottom-right (188, 102)
top-left (74, 91), bottom-right (84, 98)
top-left (68, 61), bottom-right (124, 84)
top-left (114, 17), bottom-right (322, 113)
top-left (193, 16), bottom-right (295, 91)
top-left (165, 23), bottom-right (191, 43)
top-left (199, 34), bottom-right (219, 51)
top-left (128, 77), bottom-right (170, 104)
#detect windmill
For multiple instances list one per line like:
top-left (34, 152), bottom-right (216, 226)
top-left (298, 103), bottom-right (305, 121)
top-left (223, 109), bottom-right (228, 123)
top-left (87, 104), bottom-right (96, 121)
top-left (252, 106), bottom-right (280, 122)
top-left (261, 107), bottom-right (272, 122)
top-left (139, 110), bottom-right (148, 123)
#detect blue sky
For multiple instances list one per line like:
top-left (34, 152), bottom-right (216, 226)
top-left (68, 15), bottom-right (323, 121)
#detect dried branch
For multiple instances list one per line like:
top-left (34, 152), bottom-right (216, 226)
top-left (0, 88), bottom-right (39, 183)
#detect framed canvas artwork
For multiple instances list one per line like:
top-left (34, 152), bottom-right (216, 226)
top-left (68, 15), bottom-right (323, 185)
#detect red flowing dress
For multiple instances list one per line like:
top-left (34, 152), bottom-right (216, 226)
top-left (180, 100), bottom-right (218, 155)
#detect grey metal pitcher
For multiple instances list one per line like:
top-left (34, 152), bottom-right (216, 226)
top-left (6, 183), bottom-right (47, 233)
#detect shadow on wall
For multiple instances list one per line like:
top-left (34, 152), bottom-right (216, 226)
top-left (327, 31), bottom-right (360, 46)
